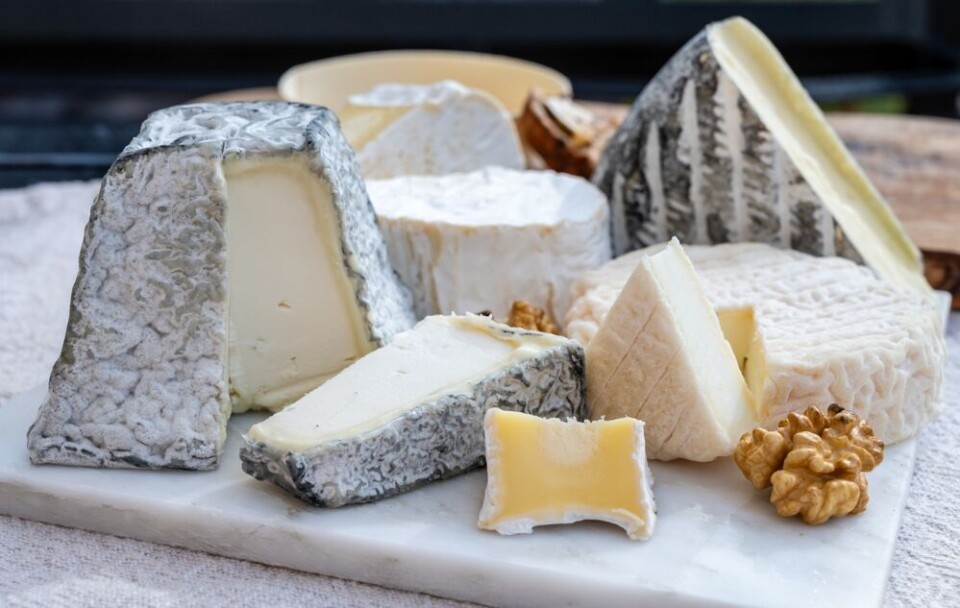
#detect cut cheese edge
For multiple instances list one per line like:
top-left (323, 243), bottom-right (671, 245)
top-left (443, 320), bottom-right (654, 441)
top-left (367, 168), bottom-right (611, 321)
top-left (339, 80), bottom-right (525, 179)
top-left (586, 239), bottom-right (755, 461)
top-left (478, 408), bottom-right (656, 541)
top-left (27, 102), bottom-right (416, 470)
top-left (593, 16), bottom-right (929, 298)
top-left (241, 315), bottom-right (586, 506)
top-left (567, 242), bottom-right (945, 444)
top-left (224, 158), bottom-right (374, 412)
top-left (708, 17), bottom-right (926, 295)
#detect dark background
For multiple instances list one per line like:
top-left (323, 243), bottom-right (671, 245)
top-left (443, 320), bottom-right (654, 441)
top-left (2, 0), bottom-right (959, 187)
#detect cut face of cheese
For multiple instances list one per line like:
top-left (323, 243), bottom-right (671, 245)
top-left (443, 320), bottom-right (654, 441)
top-left (241, 315), bottom-right (586, 506)
top-left (593, 16), bottom-right (929, 297)
top-left (339, 80), bottom-right (525, 179)
top-left (27, 102), bottom-right (416, 470)
top-left (567, 242), bottom-right (946, 444)
top-left (478, 408), bottom-right (656, 541)
top-left (586, 239), bottom-right (755, 461)
top-left (368, 168), bottom-right (611, 321)
top-left (224, 158), bottom-right (373, 412)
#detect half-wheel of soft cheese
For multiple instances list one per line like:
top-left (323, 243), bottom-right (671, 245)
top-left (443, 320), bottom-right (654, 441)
top-left (573, 240), bottom-right (945, 461)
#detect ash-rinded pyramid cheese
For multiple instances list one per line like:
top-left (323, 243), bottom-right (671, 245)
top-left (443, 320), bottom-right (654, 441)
top-left (594, 16), bottom-right (930, 296)
top-left (587, 239), bottom-right (754, 461)
top-left (367, 167), bottom-right (611, 321)
top-left (478, 408), bottom-right (656, 540)
top-left (339, 80), bottom-right (525, 179)
top-left (241, 315), bottom-right (586, 507)
top-left (567, 243), bottom-right (945, 444)
top-left (27, 102), bottom-right (416, 471)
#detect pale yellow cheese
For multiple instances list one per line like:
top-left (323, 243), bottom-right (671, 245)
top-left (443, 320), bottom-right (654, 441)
top-left (224, 157), bottom-right (373, 413)
top-left (477, 408), bottom-right (656, 541)
top-left (709, 17), bottom-right (929, 296)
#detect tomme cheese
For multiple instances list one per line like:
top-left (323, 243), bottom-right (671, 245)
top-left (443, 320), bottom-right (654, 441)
top-left (586, 239), bottom-right (754, 461)
top-left (368, 167), bottom-right (611, 321)
top-left (594, 17), bottom-right (930, 297)
top-left (27, 102), bottom-right (416, 470)
top-left (339, 80), bottom-right (525, 179)
top-left (240, 315), bottom-right (586, 507)
top-left (478, 408), bottom-right (656, 540)
top-left (567, 243), bottom-right (946, 444)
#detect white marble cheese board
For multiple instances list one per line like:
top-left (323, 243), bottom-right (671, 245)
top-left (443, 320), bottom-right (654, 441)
top-left (0, 382), bottom-right (917, 608)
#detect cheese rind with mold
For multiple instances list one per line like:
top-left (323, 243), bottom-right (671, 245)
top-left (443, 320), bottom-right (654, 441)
top-left (586, 239), bottom-right (754, 462)
top-left (368, 167), bottom-right (611, 321)
top-left (478, 408), bottom-right (656, 540)
top-left (339, 80), bottom-right (525, 179)
top-left (240, 315), bottom-right (586, 507)
top-left (593, 16), bottom-right (929, 297)
top-left (27, 102), bottom-right (416, 470)
top-left (566, 242), bottom-right (945, 444)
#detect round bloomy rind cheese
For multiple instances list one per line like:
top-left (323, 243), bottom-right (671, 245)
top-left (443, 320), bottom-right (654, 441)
top-left (566, 243), bottom-right (945, 444)
top-left (368, 167), bottom-right (612, 322)
top-left (339, 80), bottom-right (525, 179)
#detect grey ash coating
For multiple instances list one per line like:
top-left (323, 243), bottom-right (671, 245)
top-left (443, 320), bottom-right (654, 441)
top-left (593, 22), bottom-right (863, 263)
top-left (27, 102), bottom-right (416, 471)
top-left (240, 339), bottom-right (586, 507)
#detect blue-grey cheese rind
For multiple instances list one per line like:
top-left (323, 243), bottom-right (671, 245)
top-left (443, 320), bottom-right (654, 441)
top-left (239, 342), bottom-right (586, 507)
top-left (593, 25), bottom-right (863, 263)
top-left (27, 102), bottom-right (416, 471)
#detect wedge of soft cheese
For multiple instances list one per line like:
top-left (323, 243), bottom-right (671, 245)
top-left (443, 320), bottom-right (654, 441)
top-left (339, 80), bottom-right (525, 179)
top-left (568, 242), bottom-right (946, 444)
top-left (478, 408), bottom-right (656, 540)
top-left (586, 239), bottom-right (754, 461)
top-left (367, 167), bottom-right (611, 321)
top-left (241, 315), bottom-right (586, 507)
top-left (27, 102), bottom-right (416, 470)
top-left (594, 16), bottom-right (930, 297)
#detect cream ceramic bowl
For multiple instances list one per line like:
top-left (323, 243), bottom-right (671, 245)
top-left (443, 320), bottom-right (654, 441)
top-left (278, 50), bottom-right (571, 115)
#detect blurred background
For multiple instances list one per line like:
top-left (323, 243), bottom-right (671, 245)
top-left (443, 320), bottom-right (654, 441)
top-left (2, 0), bottom-right (959, 188)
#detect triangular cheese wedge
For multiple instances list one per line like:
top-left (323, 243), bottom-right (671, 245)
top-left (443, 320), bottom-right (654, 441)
top-left (585, 239), bottom-right (754, 461)
top-left (241, 315), bottom-right (585, 506)
top-left (594, 16), bottom-right (929, 297)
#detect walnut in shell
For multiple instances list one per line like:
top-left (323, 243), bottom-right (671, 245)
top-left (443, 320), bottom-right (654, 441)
top-left (505, 300), bottom-right (560, 335)
top-left (734, 404), bottom-right (884, 525)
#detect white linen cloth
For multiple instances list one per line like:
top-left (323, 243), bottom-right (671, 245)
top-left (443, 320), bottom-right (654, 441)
top-left (0, 182), bottom-right (956, 607)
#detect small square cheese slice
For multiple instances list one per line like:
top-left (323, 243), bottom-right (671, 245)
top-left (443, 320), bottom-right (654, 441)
top-left (477, 408), bottom-right (656, 541)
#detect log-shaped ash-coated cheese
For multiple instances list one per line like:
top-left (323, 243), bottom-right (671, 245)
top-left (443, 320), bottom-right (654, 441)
top-left (27, 102), bottom-right (416, 471)
top-left (594, 16), bottom-right (930, 297)
top-left (241, 315), bottom-right (586, 507)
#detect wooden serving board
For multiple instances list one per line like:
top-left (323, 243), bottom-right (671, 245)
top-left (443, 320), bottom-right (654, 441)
top-left (0, 384), bottom-right (920, 608)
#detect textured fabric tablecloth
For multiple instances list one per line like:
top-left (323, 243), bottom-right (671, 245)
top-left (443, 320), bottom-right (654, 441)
top-left (0, 182), bottom-right (957, 608)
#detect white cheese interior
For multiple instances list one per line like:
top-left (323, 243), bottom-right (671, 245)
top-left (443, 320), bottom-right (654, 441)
top-left (224, 157), bottom-right (372, 413)
top-left (338, 81), bottom-right (525, 179)
top-left (247, 315), bottom-right (566, 451)
top-left (709, 17), bottom-right (929, 296)
top-left (649, 242), bottom-right (754, 436)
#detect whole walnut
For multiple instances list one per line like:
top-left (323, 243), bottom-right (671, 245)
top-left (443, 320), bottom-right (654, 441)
top-left (733, 404), bottom-right (884, 525)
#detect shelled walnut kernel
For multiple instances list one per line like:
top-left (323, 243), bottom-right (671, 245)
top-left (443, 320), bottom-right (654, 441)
top-left (734, 404), bottom-right (884, 525)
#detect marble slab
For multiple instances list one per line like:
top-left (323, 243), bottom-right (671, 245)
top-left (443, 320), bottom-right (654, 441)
top-left (0, 383), bottom-right (917, 608)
